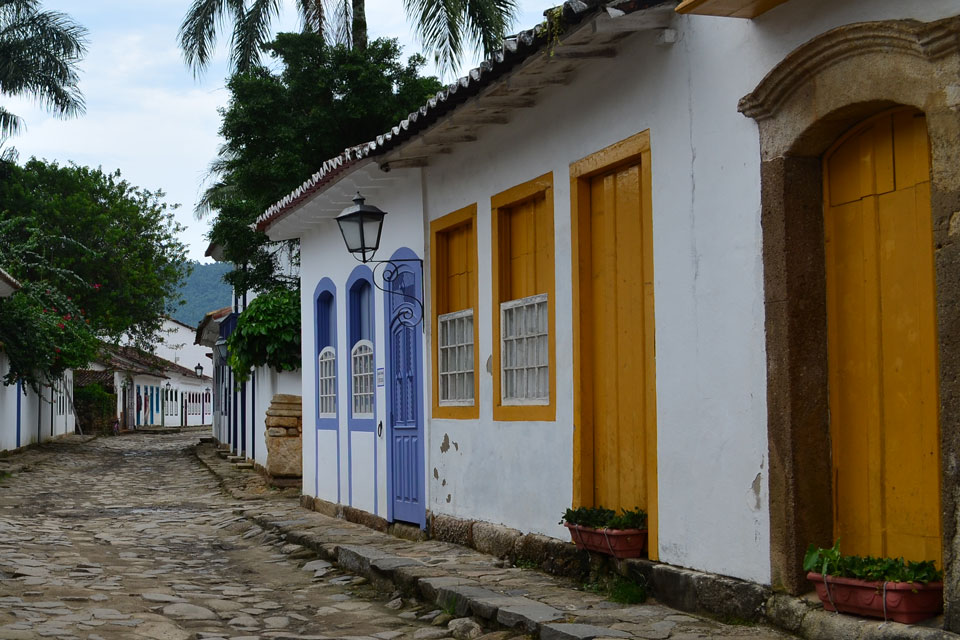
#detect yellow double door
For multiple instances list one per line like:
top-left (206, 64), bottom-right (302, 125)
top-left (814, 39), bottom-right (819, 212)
top-left (574, 132), bottom-right (658, 558)
top-left (824, 109), bottom-right (941, 567)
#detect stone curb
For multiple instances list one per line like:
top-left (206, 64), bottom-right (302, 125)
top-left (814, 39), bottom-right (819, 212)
top-left (243, 512), bottom-right (570, 635)
top-left (765, 594), bottom-right (957, 640)
top-left (194, 441), bottom-right (959, 640)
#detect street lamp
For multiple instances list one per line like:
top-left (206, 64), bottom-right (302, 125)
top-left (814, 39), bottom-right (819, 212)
top-left (214, 336), bottom-right (228, 362)
top-left (335, 192), bottom-right (424, 327)
top-left (162, 381), bottom-right (171, 429)
top-left (194, 363), bottom-right (204, 378)
top-left (335, 193), bottom-right (387, 263)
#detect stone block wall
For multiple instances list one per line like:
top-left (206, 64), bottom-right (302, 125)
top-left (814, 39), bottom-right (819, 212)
top-left (264, 394), bottom-right (302, 482)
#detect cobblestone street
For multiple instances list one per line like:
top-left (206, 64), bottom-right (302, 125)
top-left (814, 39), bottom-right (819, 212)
top-left (0, 431), bottom-right (795, 640)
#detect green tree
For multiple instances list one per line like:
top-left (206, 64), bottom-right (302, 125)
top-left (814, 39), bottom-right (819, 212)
top-left (203, 33), bottom-right (442, 295)
top-left (226, 287), bottom-right (301, 382)
top-left (178, 0), bottom-right (516, 76)
top-left (0, 0), bottom-right (87, 137)
top-left (0, 160), bottom-right (190, 352)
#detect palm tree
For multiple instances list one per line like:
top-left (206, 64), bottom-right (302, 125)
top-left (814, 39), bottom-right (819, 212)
top-left (0, 0), bottom-right (87, 138)
top-left (179, 0), bottom-right (517, 77)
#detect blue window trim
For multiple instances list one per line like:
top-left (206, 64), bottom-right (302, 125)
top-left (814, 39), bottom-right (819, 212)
top-left (346, 265), bottom-right (376, 434)
top-left (346, 264), bottom-right (376, 512)
top-left (314, 278), bottom-right (339, 431)
top-left (313, 277), bottom-right (340, 503)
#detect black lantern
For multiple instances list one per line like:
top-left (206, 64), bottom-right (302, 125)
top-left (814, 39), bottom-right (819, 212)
top-left (214, 337), bottom-right (228, 361)
top-left (336, 192), bottom-right (387, 263)
top-left (194, 363), bottom-right (204, 378)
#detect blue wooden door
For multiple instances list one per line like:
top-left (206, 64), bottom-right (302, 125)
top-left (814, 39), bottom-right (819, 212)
top-left (386, 260), bottom-right (425, 526)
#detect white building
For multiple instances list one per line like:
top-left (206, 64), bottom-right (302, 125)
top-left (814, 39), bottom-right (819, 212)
top-left (256, 0), bottom-right (960, 625)
top-left (78, 345), bottom-right (212, 429)
top-left (0, 267), bottom-right (76, 450)
top-left (154, 317), bottom-right (211, 377)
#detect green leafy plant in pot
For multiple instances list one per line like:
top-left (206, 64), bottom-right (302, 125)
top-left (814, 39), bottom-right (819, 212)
top-left (560, 506), bottom-right (648, 559)
top-left (803, 540), bottom-right (943, 624)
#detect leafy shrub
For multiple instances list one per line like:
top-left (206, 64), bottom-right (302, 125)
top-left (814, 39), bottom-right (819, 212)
top-left (560, 506), bottom-right (647, 530)
top-left (74, 383), bottom-right (116, 434)
top-left (803, 540), bottom-right (942, 584)
top-left (226, 287), bottom-right (301, 383)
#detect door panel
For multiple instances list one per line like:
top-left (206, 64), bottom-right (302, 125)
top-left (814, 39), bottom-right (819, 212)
top-left (587, 163), bottom-right (651, 513)
top-left (387, 265), bottom-right (424, 526)
top-left (825, 109), bottom-right (941, 566)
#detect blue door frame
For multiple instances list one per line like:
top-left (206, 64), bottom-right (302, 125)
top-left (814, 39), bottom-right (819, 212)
top-left (383, 248), bottom-right (426, 528)
top-left (346, 266), bottom-right (376, 511)
top-left (314, 279), bottom-right (341, 502)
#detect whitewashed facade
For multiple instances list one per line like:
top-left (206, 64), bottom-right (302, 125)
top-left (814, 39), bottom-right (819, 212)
top-left (258, 0), bottom-right (960, 607)
top-left (0, 270), bottom-right (76, 450)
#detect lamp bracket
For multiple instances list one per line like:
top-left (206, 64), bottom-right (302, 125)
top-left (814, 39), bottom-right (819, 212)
top-left (365, 258), bottom-right (424, 329)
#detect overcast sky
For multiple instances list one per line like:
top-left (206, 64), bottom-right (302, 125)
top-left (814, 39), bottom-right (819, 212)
top-left (5, 0), bottom-right (547, 262)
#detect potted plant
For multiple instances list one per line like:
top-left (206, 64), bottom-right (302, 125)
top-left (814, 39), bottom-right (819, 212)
top-left (560, 506), bottom-right (648, 559)
top-left (803, 541), bottom-right (943, 624)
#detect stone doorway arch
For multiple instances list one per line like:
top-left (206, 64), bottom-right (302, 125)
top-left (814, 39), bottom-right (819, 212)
top-left (738, 15), bottom-right (960, 630)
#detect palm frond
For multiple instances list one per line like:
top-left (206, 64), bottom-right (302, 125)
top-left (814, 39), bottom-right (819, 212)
top-left (0, 3), bottom-right (87, 118)
top-left (404, 0), bottom-right (515, 75)
top-left (0, 107), bottom-right (21, 138)
top-left (463, 0), bottom-right (516, 60)
top-left (177, 0), bottom-right (245, 76)
top-left (404, 0), bottom-right (464, 75)
top-left (233, 0), bottom-right (284, 73)
top-left (327, 0), bottom-right (352, 48)
top-left (297, 0), bottom-right (325, 33)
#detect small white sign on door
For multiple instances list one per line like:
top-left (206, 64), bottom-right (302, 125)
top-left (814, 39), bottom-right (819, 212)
top-left (376, 367), bottom-right (385, 388)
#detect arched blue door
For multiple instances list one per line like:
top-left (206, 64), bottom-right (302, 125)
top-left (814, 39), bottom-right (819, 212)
top-left (385, 253), bottom-right (425, 526)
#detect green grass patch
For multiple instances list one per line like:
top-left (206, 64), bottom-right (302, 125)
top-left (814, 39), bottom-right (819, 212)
top-left (581, 576), bottom-right (647, 604)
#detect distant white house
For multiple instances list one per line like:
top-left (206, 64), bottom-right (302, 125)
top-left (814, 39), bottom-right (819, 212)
top-left (0, 267), bottom-right (75, 450)
top-left (155, 317), bottom-right (211, 377)
top-left (78, 345), bottom-right (212, 429)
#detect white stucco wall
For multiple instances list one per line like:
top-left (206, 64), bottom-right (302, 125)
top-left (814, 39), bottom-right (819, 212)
top-left (250, 366), bottom-right (301, 468)
top-left (0, 361), bottom-right (74, 450)
top-left (298, 166), bottom-right (428, 520)
top-left (154, 318), bottom-right (211, 371)
top-left (283, 0), bottom-right (958, 586)
top-left (416, 0), bottom-right (959, 586)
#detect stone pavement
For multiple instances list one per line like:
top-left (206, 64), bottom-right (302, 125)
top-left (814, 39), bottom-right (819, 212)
top-left (0, 431), bottom-right (511, 639)
top-left (0, 430), bottom-right (796, 640)
top-left (194, 436), bottom-right (797, 640)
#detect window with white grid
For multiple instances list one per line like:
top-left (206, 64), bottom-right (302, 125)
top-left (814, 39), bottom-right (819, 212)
top-left (438, 309), bottom-right (474, 405)
top-left (500, 293), bottom-right (549, 405)
top-left (318, 347), bottom-right (336, 417)
top-left (351, 340), bottom-right (374, 417)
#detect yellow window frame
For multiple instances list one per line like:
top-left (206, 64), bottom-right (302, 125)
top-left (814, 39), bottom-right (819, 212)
top-left (431, 204), bottom-right (480, 419)
top-left (491, 172), bottom-right (556, 422)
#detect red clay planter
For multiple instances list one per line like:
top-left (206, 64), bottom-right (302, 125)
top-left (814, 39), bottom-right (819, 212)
top-left (565, 523), bottom-right (648, 559)
top-left (807, 571), bottom-right (944, 624)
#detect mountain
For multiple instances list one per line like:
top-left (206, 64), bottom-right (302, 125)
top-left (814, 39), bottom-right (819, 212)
top-left (170, 261), bottom-right (233, 327)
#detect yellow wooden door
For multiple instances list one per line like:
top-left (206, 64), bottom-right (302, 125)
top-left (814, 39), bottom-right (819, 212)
top-left (824, 109), bottom-right (941, 567)
top-left (584, 161), bottom-right (657, 522)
